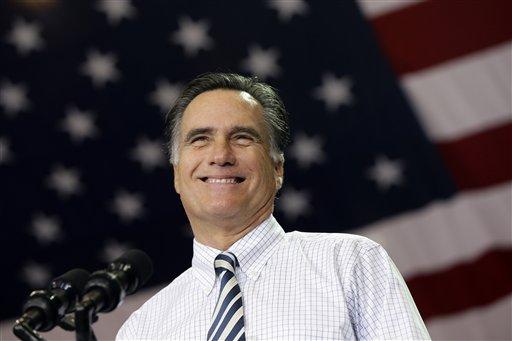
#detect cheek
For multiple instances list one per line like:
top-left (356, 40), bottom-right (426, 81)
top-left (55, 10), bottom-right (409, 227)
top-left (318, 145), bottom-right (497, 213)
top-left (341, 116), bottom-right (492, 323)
top-left (181, 152), bottom-right (202, 177)
top-left (253, 161), bottom-right (278, 190)
top-left (174, 160), bottom-right (196, 194)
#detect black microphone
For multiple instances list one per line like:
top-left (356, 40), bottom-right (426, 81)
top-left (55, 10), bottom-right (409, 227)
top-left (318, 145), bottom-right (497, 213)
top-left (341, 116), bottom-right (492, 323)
top-left (79, 249), bottom-right (153, 314)
top-left (14, 268), bottom-right (90, 333)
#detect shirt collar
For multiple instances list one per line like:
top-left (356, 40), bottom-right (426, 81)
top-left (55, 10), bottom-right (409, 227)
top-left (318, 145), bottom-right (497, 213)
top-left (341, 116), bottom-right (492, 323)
top-left (191, 214), bottom-right (285, 295)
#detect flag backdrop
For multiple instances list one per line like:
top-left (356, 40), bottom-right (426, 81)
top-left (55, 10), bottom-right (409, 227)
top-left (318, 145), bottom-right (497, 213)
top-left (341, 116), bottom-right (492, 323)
top-left (1, 0), bottom-right (510, 340)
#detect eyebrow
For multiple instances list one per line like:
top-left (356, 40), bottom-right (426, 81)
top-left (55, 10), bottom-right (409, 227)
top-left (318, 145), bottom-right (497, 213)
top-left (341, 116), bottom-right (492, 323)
top-left (184, 128), bottom-right (213, 143)
top-left (183, 126), bottom-right (263, 143)
top-left (230, 126), bottom-right (262, 142)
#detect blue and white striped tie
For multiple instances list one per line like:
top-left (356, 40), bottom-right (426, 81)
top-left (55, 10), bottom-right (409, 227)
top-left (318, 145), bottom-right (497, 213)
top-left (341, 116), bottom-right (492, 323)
top-left (207, 252), bottom-right (245, 341)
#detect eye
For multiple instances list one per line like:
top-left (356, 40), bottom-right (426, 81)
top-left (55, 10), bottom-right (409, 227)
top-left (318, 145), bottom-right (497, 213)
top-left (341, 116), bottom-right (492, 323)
top-left (190, 135), bottom-right (209, 146)
top-left (233, 134), bottom-right (254, 145)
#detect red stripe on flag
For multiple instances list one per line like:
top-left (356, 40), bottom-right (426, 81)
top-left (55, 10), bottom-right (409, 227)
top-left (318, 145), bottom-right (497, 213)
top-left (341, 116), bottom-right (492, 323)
top-left (407, 247), bottom-right (512, 321)
top-left (436, 121), bottom-right (512, 190)
top-left (370, 0), bottom-right (512, 75)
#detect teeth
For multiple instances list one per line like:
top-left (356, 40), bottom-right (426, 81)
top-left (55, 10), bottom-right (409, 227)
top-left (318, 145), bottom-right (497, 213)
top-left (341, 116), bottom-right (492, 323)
top-left (206, 178), bottom-right (238, 184)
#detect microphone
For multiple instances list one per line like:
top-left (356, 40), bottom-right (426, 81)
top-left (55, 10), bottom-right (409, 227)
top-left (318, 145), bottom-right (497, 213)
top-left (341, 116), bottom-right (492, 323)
top-left (79, 249), bottom-right (153, 314)
top-left (14, 268), bottom-right (90, 333)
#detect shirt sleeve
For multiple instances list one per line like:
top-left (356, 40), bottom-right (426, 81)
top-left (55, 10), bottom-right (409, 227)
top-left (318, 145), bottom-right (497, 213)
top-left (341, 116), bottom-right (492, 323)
top-left (345, 243), bottom-right (431, 340)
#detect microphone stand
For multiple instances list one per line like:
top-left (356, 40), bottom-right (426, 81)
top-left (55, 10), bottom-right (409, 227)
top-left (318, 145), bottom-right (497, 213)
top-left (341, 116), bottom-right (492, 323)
top-left (74, 297), bottom-right (99, 341)
top-left (12, 319), bottom-right (44, 341)
top-left (13, 308), bottom-right (98, 341)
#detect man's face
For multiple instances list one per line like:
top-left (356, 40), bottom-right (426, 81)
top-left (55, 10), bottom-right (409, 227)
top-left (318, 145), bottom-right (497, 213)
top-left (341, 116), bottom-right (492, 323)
top-left (173, 89), bottom-right (283, 225)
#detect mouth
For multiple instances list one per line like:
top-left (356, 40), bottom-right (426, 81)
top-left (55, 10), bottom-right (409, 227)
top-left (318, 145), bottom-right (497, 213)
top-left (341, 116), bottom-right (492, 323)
top-left (200, 176), bottom-right (246, 184)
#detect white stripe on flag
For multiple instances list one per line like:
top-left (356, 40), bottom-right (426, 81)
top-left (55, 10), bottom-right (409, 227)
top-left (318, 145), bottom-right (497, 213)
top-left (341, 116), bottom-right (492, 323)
top-left (356, 0), bottom-right (423, 18)
top-left (355, 181), bottom-right (512, 278)
top-left (426, 293), bottom-right (512, 340)
top-left (402, 41), bottom-right (512, 141)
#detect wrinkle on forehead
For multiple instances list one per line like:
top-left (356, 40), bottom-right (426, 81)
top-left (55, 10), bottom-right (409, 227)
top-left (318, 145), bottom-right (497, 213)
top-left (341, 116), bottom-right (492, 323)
top-left (177, 88), bottom-right (267, 148)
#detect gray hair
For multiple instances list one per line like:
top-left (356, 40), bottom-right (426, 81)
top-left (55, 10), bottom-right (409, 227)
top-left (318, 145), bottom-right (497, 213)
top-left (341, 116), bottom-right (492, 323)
top-left (165, 72), bottom-right (290, 165)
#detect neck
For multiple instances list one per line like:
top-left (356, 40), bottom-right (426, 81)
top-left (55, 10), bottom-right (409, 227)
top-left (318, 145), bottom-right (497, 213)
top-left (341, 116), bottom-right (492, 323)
top-left (190, 208), bottom-right (272, 251)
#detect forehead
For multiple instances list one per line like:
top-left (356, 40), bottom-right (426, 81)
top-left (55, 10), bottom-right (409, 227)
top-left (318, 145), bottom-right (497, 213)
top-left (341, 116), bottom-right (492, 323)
top-left (180, 89), bottom-right (264, 131)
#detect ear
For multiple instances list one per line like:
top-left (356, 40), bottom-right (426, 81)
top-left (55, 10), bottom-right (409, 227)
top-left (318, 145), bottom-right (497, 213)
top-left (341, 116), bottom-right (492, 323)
top-left (274, 159), bottom-right (284, 190)
top-left (173, 164), bottom-right (180, 194)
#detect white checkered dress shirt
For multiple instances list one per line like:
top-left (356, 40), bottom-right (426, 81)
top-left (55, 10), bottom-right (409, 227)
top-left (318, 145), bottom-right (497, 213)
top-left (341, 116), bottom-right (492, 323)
top-left (117, 215), bottom-right (430, 340)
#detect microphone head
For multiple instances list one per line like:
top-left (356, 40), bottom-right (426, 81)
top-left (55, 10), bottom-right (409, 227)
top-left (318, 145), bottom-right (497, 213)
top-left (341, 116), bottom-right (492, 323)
top-left (81, 249), bottom-right (153, 313)
top-left (50, 268), bottom-right (90, 293)
top-left (20, 268), bottom-right (91, 332)
top-left (113, 249), bottom-right (153, 288)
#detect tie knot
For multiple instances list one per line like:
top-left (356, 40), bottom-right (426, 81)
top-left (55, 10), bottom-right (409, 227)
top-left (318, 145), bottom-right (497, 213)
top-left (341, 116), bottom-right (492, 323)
top-left (214, 252), bottom-right (238, 275)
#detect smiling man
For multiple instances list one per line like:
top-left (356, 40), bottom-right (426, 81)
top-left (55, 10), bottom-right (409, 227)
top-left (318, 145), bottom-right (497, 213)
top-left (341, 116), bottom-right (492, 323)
top-left (172, 88), bottom-right (282, 252)
top-left (117, 73), bottom-right (430, 340)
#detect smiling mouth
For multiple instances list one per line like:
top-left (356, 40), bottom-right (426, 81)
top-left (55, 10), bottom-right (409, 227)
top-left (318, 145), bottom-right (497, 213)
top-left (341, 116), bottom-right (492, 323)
top-left (200, 177), bottom-right (245, 184)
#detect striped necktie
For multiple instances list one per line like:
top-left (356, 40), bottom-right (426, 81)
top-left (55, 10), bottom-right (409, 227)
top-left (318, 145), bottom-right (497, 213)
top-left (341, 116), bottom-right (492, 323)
top-left (207, 252), bottom-right (245, 341)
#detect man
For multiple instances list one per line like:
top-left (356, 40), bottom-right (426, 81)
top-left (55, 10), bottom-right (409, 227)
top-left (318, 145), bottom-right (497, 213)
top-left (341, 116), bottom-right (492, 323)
top-left (117, 73), bottom-right (430, 340)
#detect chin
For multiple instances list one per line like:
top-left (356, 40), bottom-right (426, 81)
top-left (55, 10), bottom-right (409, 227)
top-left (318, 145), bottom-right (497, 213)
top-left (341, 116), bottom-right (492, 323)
top-left (205, 202), bottom-right (243, 219)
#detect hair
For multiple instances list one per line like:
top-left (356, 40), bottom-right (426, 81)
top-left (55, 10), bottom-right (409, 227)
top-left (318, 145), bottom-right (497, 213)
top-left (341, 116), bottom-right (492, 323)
top-left (164, 72), bottom-right (290, 165)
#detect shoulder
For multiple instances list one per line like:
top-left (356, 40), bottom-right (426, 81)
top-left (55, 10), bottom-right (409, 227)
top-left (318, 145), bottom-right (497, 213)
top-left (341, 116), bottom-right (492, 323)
top-left (278, 230), bottom-right (385, 280)
top-left (116, 267), bottom-right (195, 340)
top-left (285, 230), bottom-right (392, 276)
top-left (285, 230), bottom-right (381, 257)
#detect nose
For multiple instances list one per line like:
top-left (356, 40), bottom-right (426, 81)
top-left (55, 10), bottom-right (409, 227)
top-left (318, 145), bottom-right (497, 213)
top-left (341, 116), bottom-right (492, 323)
top-left (209, 138), bottom-right (236, 166)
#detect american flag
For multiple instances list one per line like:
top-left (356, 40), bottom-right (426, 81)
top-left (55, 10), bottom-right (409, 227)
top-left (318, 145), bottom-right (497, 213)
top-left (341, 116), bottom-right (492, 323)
top-left (1, 0), bottom-right (510, 339)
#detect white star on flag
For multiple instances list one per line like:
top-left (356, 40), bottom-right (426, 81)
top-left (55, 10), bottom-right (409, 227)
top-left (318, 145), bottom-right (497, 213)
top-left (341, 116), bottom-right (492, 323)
top-left (0, 80), bottom-right (30, 117)
top-left (21, 261), bottom-right (51, 288)
top-left (267, 0), bottom-right (309, 22)
top-left (366, 155), bottom-right (405, 191)
top-left (6, 18), bottom-right (44, 55)
top-left (96, 0), bottom-right (136, 25)
top-left (61, 106), bottom-right (98, 143)
top-left (278, 187), bottom-right (311, 221)
top-left (289, 132), bottom-right (326, 168)
top-left (111, 190), bottom-right (145, 223)
top-left (313, 73), bottom-right (354, 112)
top-left (149, 79), bottom-right (182, 113)
top-left (47, 165), bottom-right (83, 198)
top-left (172, 16), bottom-right (213, 56)
top-left (0, 137), bottom-right (12, 165)
top-left (31, 213), bottom-right (63, 245)
top-left (81, 50), bottom-right (120, 87)
top-left (100, 239), bottom-right (131, 262)
top-left (131, 136), bottom-right (166, 171)
top-left (241, 45), bottom-right (281, 80)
